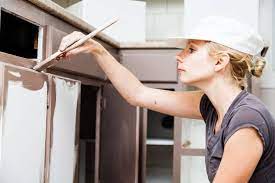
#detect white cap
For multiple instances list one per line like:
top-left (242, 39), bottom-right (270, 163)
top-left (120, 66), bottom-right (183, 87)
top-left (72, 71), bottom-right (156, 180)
top-left (168, 16), bottom-right (267, 56)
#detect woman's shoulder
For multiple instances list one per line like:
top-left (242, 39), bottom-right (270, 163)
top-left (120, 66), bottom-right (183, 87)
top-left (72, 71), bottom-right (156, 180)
top-left (225, 92), bottom-right (275, 148)
top-left (237, 92), bottom-right (272, 118)
top-left (229, 91), bottom-right (275, 129)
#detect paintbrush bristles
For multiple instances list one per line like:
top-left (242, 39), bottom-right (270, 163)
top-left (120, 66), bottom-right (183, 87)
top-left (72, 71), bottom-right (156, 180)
top-left (32, 51), bottom-right (63, 71)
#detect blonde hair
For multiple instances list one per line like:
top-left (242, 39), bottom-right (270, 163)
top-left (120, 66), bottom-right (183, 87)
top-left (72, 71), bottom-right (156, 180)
top-left (205, 42), bottom-right (266, 89)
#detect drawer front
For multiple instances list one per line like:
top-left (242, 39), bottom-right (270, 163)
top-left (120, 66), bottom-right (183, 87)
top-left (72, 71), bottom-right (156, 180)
top-left (120, 49), bottom-right (179, 82)
top-left (46, 26), bottom-right (107, 80)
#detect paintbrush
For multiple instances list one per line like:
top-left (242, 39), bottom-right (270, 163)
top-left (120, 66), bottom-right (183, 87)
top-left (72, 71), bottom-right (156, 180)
top-left (33, 18), bottom-right (119, 71)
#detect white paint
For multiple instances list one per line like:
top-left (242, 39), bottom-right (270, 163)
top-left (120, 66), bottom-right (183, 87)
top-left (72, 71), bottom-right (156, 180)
top-left (49, 77), bottom-right (80, 183)
top-left (0, 72), bottom-right (47, 183)
top-left (66, 0), bottom-right (146, 43)
top-left (37, 27), bottom-right (44, 61)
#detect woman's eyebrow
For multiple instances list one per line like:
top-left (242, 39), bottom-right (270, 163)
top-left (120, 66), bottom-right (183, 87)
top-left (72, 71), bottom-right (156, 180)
top-left (189, 43), bottom-right (199, 48)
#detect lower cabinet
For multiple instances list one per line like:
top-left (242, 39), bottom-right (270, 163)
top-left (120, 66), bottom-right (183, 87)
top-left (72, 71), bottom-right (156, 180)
top-left (47, 75), bottom-right (81, 183)
top-left (99, 84), bottom-right (140, 183)
top-left (0, 64), bottom-right (48, 183)
top-left (0, 62), bottom-right (180, 183)
top-left (0, 63), bottom-right (81, 183)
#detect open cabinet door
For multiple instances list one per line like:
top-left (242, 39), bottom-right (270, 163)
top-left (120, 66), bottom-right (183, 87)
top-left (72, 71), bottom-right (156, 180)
top-left (100, 84), bottom-right (140, 183)
top-left (0, 64), bottom-right (48, 183)
top-left (47, 75), bottom-right (81, 183)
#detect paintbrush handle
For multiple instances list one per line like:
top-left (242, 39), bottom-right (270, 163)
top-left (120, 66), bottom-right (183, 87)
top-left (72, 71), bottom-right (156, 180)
top-left (65, 18), bottom-right (119, 52)
top-left (33, 18), bottom-right (119, 71)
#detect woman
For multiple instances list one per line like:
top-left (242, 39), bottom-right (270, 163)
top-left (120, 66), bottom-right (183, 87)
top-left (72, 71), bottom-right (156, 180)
top-left (59, 16), bottom-right (275, 182)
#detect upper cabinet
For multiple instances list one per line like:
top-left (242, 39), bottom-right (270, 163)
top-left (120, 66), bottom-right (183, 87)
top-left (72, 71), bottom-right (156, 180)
top-left (0, 7), bottom-right (45, 66)
top-left (0, 0), bottom-right (119, 80)
top-left (45, 26), bottom-right (108, 80)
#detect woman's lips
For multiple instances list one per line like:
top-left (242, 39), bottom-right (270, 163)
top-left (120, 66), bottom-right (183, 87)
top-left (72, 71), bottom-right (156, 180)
top-left (177, 68), bottom-right (185, 72)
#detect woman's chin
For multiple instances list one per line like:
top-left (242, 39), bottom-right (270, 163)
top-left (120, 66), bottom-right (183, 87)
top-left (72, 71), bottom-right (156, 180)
top-left (179, 75), bottom-right (189, 83)
top-left (179, 76), bottom-right (196, 86)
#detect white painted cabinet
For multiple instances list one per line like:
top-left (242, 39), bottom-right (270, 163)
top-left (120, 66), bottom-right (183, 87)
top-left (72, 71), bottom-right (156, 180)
top-left (0, 64), bottom-right (48, 183)
top-left (0, 63), bottom-right (81, 183)
top-left (48, 76), bottom-right (81, 183)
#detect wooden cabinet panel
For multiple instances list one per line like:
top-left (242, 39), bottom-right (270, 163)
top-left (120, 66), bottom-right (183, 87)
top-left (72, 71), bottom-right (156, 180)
top-left (46, 26), bottom-right (106, 80)
top-left (100, 84), bottom-right (140, 183)
top-left (120, 49), bottom-right (179, 82)
top-left (47, 75), bottom-right (81, 183)
top-left (0, 64), bottom-right (48, 183)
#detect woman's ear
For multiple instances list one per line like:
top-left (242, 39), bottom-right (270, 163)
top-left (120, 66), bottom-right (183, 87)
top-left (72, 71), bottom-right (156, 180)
top-left (214, 53), bottom-right (230, 72)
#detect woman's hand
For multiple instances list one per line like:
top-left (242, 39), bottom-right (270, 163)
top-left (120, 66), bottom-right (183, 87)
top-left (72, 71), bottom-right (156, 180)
top-left (58, 31), bottom-right (106, 58)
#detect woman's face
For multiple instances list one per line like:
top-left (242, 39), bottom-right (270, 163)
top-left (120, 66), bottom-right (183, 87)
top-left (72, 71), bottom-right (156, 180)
top-left (176, 40), bottom-right (217, 87)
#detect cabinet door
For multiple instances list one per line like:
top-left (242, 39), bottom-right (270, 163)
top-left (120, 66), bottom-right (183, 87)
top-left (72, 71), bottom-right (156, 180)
top-left (100, 84), bottom-right (140, 183)
top-left (47, 75), bottom-right (81, 183)
top-left (0, 64), bottom-right (48, 183)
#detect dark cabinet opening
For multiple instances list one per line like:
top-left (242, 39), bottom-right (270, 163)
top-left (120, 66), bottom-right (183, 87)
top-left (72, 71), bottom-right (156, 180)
top-left (0, 10), bottom-right (40, 59)
top-left (79, 84), bottom-right (99, 183)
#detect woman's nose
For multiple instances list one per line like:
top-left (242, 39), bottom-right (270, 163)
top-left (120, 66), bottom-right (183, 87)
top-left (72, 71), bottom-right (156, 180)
top-left (175, 55), bottom-right (184, 63)
top-left (176, 50), bottom-right (185, 62)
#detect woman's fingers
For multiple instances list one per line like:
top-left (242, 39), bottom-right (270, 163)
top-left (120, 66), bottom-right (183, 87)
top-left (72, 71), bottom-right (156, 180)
top-left (57, 31), bottom-right (106, 63)
top-left (65, 47), bottom-right (86, 57)
top-left (59, 31), bottom-right (85, 51)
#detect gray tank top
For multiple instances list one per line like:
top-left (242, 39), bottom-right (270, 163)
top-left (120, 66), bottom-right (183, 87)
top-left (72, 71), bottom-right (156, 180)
top-left (200, 89), bottom-right (275, 182)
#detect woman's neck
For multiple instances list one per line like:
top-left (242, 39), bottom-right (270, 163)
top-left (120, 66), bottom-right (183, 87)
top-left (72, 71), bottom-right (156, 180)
top-left (202, 80), bottom-right (243, 124)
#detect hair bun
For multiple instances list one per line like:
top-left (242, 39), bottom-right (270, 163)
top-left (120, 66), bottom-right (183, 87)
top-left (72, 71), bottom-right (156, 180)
top-left (251, 56), bottom-right (266, 77)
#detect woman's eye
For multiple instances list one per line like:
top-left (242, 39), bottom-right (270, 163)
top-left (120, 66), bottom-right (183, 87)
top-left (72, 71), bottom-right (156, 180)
top-left (189, 48), bottom-right (195, 53)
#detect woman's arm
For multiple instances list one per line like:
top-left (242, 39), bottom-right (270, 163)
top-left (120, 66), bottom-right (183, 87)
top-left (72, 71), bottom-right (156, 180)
top-left (213, 128), bottom-right (263, 183)
top-left (59, 31), bottom-right (204, 119)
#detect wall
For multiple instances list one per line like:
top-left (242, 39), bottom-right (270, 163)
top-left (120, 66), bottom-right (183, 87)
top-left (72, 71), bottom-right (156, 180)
top-left (258, 0), bottom-right (275, 115)
top-left (145, 0), bottom-right (185, 41)
top-left (66, 0), bottom-right (146, 43)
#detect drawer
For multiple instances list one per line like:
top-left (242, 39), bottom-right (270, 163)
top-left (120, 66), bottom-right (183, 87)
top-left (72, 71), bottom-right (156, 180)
top-left (120, 49), bottom-right (179, 82)
top-left (46, 26), bottom-right (118, 80)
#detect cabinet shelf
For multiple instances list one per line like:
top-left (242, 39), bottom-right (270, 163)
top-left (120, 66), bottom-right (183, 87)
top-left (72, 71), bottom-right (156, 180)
top-left (146, 139), bottom-right (174, 146)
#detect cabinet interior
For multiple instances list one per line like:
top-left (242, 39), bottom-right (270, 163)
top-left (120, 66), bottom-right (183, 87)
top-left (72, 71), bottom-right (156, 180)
top-left (0, 9), bottom-right (42, 59)
top-left (146, 88), bottom-right (174, 183)
top-left (79, 84), bottom-right (98, 183)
